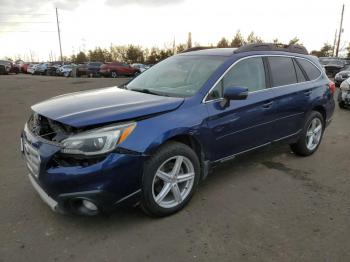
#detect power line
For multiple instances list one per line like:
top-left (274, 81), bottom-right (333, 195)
top-left (0, 21), bottom-right (55, 23)
top-left (0, 13), bottom-right (51, 15)
top-left (0, 31), bottom-right (57, 32)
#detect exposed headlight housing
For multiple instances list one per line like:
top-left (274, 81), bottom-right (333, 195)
top-left (60, 122), bottom-right (136, 155)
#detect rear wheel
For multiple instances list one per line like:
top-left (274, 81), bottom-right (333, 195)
top-left (339, 101), bottom-right (346, 109)
top-left (290, 111), bottom-right (324, 156)
top-left (141, 142), bottom-right (200, 217)
top-left (111, 71), bottom-right (118, 78)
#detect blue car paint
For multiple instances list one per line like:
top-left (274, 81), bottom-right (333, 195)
top-left (32, 87), bottom-right (184, 127)
top-left (23, 49), bottom-right (335, 213)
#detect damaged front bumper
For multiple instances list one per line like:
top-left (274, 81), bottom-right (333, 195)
top-left (21, 123), bottom-right (147, 215)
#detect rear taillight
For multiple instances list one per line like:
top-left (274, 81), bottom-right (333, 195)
top-left (328, 81), bottom-right (336, 95)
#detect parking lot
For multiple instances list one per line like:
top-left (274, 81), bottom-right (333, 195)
top-left (0, 74), bottom-right (349, 262)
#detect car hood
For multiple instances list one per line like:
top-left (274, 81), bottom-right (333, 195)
top-left (32, 87), bottom-right (184, 128)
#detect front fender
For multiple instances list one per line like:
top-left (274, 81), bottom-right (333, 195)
top-left (119, 101), bottom-right (211, 158)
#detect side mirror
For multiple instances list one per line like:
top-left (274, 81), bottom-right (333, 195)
top-left (220, 86), bottom-right (248, 108)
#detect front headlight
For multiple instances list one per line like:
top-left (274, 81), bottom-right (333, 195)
top-left (61, 122), bottom-right (136, 155)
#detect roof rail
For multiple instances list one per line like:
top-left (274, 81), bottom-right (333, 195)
top-left (233, 43), bottom-right (308, 55)
top-left (181, 46), bottom-right (212, 53)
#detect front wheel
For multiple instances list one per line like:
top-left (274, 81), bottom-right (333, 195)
top-left (141, 142), bottom-right (200, 217)
top-left (290, 111), bottom-right (324, 156)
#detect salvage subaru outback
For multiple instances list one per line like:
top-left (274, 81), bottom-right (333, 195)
top-left (21, 44), bottom-right (335, 217)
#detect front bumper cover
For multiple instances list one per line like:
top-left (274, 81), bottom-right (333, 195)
top-left (29, 173), bottom-right (58, 211)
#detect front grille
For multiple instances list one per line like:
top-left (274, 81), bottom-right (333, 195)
top-left (23, 138), bottom-right (41, 177)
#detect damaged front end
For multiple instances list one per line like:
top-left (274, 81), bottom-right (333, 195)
top-left (24, 112), bottom-right (138, 168)
top-left (27, 113), bottom-right (76, 143)
top-left (22, 112), bottom-right (145, 215)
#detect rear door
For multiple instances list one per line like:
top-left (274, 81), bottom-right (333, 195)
top-left (205, 56), bottom-right (277, 161)
top-left (266, 56), bottom-right (310, 140)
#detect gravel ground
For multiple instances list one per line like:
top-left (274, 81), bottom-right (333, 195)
top-left (0, 74), bottom-right (349, 262)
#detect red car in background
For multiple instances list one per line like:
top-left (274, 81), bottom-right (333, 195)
top-left (21, 63), bottom-right (30, 73)
top-left (99, 62), bottom-right (140, 78)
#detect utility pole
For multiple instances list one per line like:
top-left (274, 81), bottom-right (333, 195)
top-left (332, 29), bottom-right (337, 57)
top-left (173, 36), bottom-right (176, 55)
top-left (335, 4), bottom-right (345, 57)
top-left (55, 8), bottom-right (63, 62)
top-left (29, 50), bottom-right (33, 63)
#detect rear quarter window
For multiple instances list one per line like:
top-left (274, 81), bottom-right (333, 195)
top-left (296, 58), bottom-right (321, 80)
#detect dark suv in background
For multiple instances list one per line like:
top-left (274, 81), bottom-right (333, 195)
top-left (21, 43), bottom-right (335, 217)
top-left (77, 62), bottom-right (103, 77)
top-left (319, 57), bottom-right (345, 78)
top-left (0, 60), bottom-right (19, 74)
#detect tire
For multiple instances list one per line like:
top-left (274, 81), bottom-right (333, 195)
top-left (111, 71), bottom-right (118, 78)
top-left (290, 111), bottom-right (324, 156)
top-left (339, 102), bottom-right (346, 109)
top-left (141, 142), bottom-right (200, 217)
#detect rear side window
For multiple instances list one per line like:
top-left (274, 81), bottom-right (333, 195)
top-left (297, 58), bottom-right (321, 80)
top-left (268, 57), bottom-right (297, 87)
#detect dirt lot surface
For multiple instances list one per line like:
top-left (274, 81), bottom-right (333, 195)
top-left (0, 74), bottom-right (349, 262)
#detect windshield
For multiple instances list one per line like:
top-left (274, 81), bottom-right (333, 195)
top-left (127, 55), bottom-right (226, 97)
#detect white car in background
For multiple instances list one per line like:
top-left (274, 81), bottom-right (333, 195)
top-left (131, 63), bottom-right (149, 73)
top-left (338, 77), bottom-right (350, 109)
top-left (57, 64), bottom-right (74, 77)
top-left (27, 64), bottom-right (38, 75)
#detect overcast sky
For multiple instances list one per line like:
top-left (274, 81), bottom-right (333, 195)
top-left (0, 0), bottom-right (348, 61)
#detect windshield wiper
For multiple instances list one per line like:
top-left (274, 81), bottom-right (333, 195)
top-left (130, 88), bottom-right (170, 97)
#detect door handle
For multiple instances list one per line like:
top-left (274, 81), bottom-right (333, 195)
top-left (262, 101), bottom-right (273, 108)
top-left (304, 90), bottom-right (312, 96)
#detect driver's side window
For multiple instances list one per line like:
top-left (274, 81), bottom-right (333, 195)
top-left (206, 57), bottom-right (266, 101)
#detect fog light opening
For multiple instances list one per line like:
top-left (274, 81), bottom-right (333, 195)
top-left (69, 198), bottom-right (100, 216)
top-left (82, 199), bottom-right (98, 211)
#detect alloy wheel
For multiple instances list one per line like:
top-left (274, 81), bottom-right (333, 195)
top-left (305, 118), bottom-right (322, 151)
top-left (152, 156), bottom-right (195, 209)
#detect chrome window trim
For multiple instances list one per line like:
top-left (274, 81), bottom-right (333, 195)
top-left (203, 54), bottom-right (323, 104)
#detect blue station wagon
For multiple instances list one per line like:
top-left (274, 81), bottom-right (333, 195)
top-left (21, 44), bottom-right (335, 216)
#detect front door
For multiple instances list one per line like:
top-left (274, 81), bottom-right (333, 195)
top-left (204, 56), bottom-right (277, 161)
